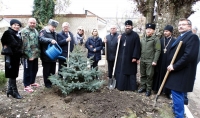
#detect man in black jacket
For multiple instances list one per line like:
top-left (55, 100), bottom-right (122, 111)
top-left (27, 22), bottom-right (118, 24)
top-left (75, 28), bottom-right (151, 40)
top-left (57, 22), bottom-right (75, 72)
top-left (39, 19), bottom-right (58, 88)
top-left (104, 25), bottom-right (119, 83)
top-left (166, 18), bottom-right (199, 118)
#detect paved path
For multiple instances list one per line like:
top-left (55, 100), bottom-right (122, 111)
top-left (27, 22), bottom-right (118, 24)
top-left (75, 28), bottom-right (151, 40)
top-left (187, 63), bottom-right (200, 118)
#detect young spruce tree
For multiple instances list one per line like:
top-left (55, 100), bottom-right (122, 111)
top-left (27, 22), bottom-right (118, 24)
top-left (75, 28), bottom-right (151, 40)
top-left (49, 46), bottom-right (105, 95)
top-left (32, 0), bottom-right (55, 31)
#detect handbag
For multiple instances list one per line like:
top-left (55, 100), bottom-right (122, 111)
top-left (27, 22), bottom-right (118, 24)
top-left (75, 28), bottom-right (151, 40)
top-left (1, 46), bottom-right (13, 55)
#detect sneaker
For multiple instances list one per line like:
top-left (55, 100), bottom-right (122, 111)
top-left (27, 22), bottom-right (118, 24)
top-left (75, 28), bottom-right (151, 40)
top-left (31, 83), bottom-right (40, 87)
top-left (24, 86), bottom-right (34, 93)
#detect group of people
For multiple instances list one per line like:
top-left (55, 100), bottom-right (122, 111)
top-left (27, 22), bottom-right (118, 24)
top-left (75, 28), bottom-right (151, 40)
top-left (1, 17), bottom-right (199, 118)
top-left (104, 19), bottom-right (199, 118)
top-left (0, 18), bottom-right (89, 97)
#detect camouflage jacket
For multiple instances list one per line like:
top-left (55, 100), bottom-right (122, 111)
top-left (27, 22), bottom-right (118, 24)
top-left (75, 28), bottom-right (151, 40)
top-left (21, 26), bottom-right (40, 59)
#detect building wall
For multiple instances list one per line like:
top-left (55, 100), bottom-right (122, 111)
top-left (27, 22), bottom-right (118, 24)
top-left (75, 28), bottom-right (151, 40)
top-left (0, 15), bottom-right (107, 40)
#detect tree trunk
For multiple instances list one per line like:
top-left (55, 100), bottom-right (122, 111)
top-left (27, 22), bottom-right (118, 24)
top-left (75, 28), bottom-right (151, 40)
top-left (146, 0), bottom-right (155, 23)
top-left (135, 0), bottom-right (197, 37)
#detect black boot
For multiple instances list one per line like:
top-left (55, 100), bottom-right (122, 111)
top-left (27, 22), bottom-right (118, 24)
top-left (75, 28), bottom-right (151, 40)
top-left (10, 79), bottom-right (22, 99)
top-left (7, 78), bottom-right (13, 97)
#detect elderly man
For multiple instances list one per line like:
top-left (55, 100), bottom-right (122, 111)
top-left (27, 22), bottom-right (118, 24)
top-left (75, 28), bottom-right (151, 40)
top-left (21, 18), bottom-right (40, 92)
top-left (115, 20), bottom-right (141, 91)
top-left (166, 18), bottom-right (199, 118)
top-left (57, 22), bottom-right (75, 72)
top-left (39, 19), bottom-right (59, 88)
top-left (138, 23), bottom-right (161, 96)
top-left (104, 25), bottom-right (119, 82)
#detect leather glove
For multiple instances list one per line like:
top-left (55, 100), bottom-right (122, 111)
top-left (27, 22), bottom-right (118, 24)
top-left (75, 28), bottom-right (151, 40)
top-left (5, 55), bottom-right (11, 68)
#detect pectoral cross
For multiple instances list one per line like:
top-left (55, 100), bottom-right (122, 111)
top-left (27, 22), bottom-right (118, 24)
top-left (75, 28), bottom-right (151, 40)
top-left (164, 48), bottom-right (167, 53)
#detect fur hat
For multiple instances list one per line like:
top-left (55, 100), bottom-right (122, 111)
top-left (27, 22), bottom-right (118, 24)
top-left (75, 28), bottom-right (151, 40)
top-left (125, 20), bottom-right (133, 26)
top-left (164, 25), bottom-right (173, 33)
top-left (10, 19), bottom-right (22, 27)
top-left (146, 23), bottom-right (156, 30)
top-left (48, 19), bottom-right (59, 27)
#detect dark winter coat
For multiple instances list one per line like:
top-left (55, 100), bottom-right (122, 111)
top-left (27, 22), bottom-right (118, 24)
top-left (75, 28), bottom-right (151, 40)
top-left (39, 27), bottom-right (57, 62)
top-left (85, 36), bottom-right (103, 61)
top-left (1, 27), bottom-right (23, 78)
top-left (165, 31), bottom-right (199, 92)
top-left (152, 36), bottom-right (175, 92)
top-left (57, 31), bottom-right (75, 57)
top-left (105, 33), bottom-right (119, 61)
top-left (115, 31), bottom-right (141, 75)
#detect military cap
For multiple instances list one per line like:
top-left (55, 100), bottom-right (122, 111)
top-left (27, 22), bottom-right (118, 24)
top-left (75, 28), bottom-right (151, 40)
top-left (48, 19), bottom-right (59, 27)
top-left (125, 20), bottom-right (133, 26)
top-left (146, 23), bottom-right (156, 30)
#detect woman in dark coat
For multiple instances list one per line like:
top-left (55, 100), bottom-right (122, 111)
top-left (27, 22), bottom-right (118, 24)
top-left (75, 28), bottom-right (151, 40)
top-left (85, 29), bottom-right (103, 70)
top-left (1, 19), bottom-right (23, 99)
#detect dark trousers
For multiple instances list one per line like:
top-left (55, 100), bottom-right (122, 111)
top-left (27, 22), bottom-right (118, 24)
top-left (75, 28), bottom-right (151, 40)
top-left (58, 59), bottom-right (67, 71)
top-left (107, 60), bottom-right (114, 78)
top-left (171, 90), bottom-right (184, 118)
top-left (23, 58), bottom-right (38, 87)
top-left (91, 60), bottom-right (99, 70)
top-left (42, 61), bottom-right (56, 86)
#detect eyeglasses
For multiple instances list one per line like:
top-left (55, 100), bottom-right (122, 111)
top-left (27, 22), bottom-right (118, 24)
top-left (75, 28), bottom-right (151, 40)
top-left (178, 24), bottom-right (190, 26)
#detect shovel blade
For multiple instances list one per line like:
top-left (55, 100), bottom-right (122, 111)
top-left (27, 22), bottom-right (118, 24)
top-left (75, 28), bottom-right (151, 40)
top-left (109, 78), bottom-right (116, 89)
top-left (108, 79), bottom-right (112, 88)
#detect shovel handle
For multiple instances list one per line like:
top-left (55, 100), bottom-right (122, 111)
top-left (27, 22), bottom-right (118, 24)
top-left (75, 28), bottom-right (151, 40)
top-left (112, 37), bottom-right (121, 76)
top-left (67, 33), bottom-right (70, 67)
top-left (157, 41), bottom-right (183, 96)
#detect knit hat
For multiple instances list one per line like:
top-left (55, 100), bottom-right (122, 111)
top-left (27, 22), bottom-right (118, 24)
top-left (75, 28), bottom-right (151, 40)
top-left (164, 25), bottom-right (173, 33)
top-left (48, 19), bottom-right (59, 27)
top-left (10, 19), bottom-right (22, 27)
top-left (146, 23), bottom-right (156, 30)
top-left (125, 20), bottom-right (133, 26)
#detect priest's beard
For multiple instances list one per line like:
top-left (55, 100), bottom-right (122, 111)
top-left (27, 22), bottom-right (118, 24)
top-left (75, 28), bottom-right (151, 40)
top-left (125, 28), bottom-right (133, 34)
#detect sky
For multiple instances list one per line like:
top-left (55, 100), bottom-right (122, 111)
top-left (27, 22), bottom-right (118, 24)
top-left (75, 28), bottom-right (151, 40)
top-left (0, 0), bottom-right (200, 32)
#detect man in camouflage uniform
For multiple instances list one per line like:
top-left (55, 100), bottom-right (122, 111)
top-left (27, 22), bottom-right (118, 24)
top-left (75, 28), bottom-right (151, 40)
top-left (138, 23), bottom-right (161, 96)
top-left (21, 18), bottom-right (40, 92)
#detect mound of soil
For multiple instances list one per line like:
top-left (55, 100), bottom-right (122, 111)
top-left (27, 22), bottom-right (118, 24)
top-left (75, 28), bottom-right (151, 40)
top-left (0, 74), bottom-right (174, 118)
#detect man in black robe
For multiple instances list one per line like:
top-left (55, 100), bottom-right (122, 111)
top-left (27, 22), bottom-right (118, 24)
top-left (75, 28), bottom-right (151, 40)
top-left (152, 25), bottom-right (175, 98)
top-left (115, 20), bottom-right (141, 91)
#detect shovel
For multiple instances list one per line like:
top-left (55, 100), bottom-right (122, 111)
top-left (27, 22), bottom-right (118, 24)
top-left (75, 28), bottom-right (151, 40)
top-left (153, 41), bottom-right (183, 108)
top-left (67, 32), bottom-right (70, 67)
top-left (109, 37), bottom-right (121, 89)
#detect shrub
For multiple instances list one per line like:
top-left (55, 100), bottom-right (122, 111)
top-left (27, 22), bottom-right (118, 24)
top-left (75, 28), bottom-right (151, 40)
top-left (49, 45), bottom-right (105, 95)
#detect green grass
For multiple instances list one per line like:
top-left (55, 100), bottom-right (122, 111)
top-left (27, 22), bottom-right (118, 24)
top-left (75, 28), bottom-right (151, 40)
top-left (0, 71), bottom-right (7, 87)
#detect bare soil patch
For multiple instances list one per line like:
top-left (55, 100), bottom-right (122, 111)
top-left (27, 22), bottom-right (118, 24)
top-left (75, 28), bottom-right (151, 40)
top-left (0, 59), bottom-right (174, 118)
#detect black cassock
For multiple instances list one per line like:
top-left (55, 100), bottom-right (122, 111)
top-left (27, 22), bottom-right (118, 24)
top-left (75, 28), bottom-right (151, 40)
top-left (152, 37), bottom-right (175, 94)
top-left (115, 31), bottom-right (141, 91)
